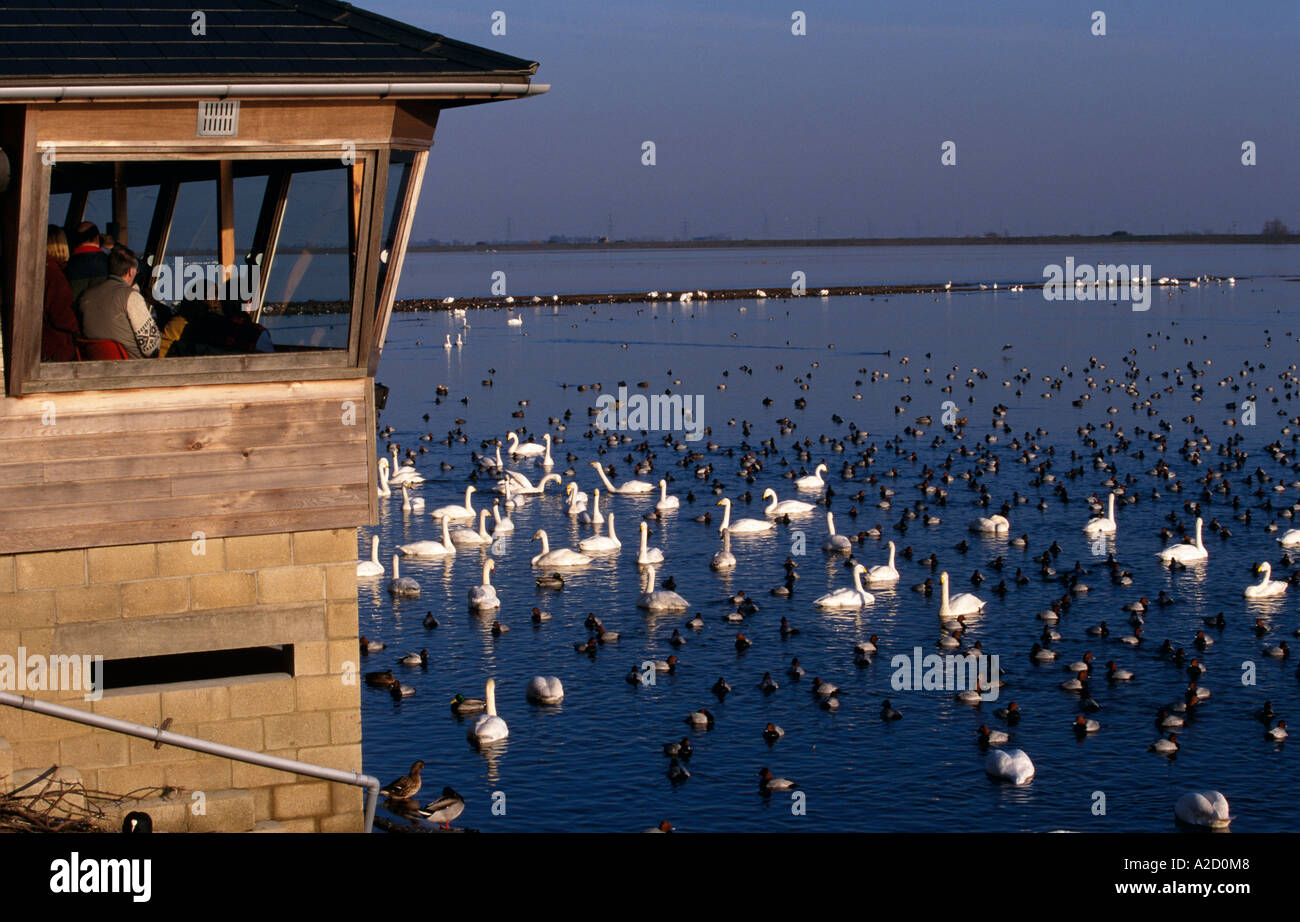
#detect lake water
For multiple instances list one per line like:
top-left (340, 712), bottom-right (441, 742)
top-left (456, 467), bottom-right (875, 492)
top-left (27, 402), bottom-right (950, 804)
top-left (360, 244), bottom-right (1299, 832)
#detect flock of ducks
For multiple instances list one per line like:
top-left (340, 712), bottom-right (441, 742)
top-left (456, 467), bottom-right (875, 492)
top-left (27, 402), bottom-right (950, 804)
top-left (360, 289), bottom-right (1299, 831)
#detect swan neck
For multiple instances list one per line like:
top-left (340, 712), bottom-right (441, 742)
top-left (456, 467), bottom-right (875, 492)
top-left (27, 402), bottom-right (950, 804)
top-left (371, 534), bottom-right (379, 564)
top-left (486, 680), bottom-right (497, 716)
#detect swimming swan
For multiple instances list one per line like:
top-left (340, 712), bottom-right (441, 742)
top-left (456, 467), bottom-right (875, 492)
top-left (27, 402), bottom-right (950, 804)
top-left (794, 463), bottom-right (828, 490)
top-left (970, 514), bottom-right (1010, 535)
top-left (638, 521), bottom-right (665, 565)
top-left (491, 499), bottom-right (514, 534)
top-left (938, 571), bottom-right (986, 619)
top-left (431, 486), bottom-right (476, 523)
top-left (1174, 791), bottom-right (1230, 829)
top-left (814, 563), bottom-right (874, 609)
top-left (1083, 493), bottom-right (1117, 537)
top-left (864, 541), bottom-right (900, 586)
top-left (656, 479), bottom-right (680, 512)
top-left (398, 515), bottom-right (456, 557)
top-left (1158, 517), bottom-right (1208, 564)
top-left (1244, 561), bottom-right (1287, 600)
top-left (401, 483), bottom-right (424, 513)
top-left (578, 488), bottom-right (605, 525)
top-left (449, 508), bottom-right (493, 546)
top-left (589, 461), bottom-right (655, 494)
top-left (468, 559), bottom-right (501, 610)
top-left (468, 678), bottom-right (508, 744)
top-left (717, 497), bottom-right (775, 534)
top-left (1278, 528), bottom-right (1300, 549)
top-left (638, 564), bottom-right (689, 611)
top-left (357, 534), bottom-right (384, 577)
top-left (525, 675), bottom-right (565, 705)
top-left (710, 528), bottom-right (737, 571)
top-left (985, 748), bottom-right (1035, 785)
top-left (507, 431), bottom-right (547, 457)
top-left (579, 513), bottom-right (622, 554)
top-left (531, 530), bottom-right (593, 567)
top-left (387, 445), bottom-right (425, 485)
top-left (763, 488), bottom-right (815, 517)
top-left (565, 482), bottom-right (589, 517)
top-left (498, 472), bottom-right (562, 495)
top-left (822, 511), bottom-right (852, 554)
top-left (376, 457), bottom-right (392, 498)
top-left (387, 555), bottom-right (421, 598)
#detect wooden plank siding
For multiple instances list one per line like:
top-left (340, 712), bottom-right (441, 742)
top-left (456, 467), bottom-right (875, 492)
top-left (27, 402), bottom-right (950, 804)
top-left (0, 378), bottom-right (374, 554)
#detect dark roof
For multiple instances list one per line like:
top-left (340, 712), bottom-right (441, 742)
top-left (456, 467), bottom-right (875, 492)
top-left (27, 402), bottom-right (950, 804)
top-left (0, 0), bottom-right (538, 84)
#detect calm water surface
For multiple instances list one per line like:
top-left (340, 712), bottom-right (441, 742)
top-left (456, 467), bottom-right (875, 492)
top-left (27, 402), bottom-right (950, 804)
top-left (360, 245), bottom-right (1299, 832)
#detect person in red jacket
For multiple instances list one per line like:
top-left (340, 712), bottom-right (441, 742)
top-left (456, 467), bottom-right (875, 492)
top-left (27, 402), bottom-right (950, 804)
top-left (42, 224), bottom-right (80, 362)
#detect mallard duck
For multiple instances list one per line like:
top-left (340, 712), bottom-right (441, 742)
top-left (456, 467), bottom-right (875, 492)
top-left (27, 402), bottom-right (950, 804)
top-left (419, 787), bottom-right (465, 827)
top-left (535, 572), bottom-right (565, 590)
top-left (450, 693), bottom-right (485, 716)
top-left (380, 760), bottom-right (424, 800)
top-left (365, 669), bottom-right (397, 688)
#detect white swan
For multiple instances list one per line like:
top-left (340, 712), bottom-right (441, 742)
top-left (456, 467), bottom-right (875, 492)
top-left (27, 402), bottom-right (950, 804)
top-left (985, 749), bottom-right (1035, 785)
top-left (794, 463), bottom-right (828, 490)
top-left (763, 487), bottom-right (816, 517)
top-left (638, 520), bottom-right (665, 565)
top-left (814, 563), bottom-right (874, 609)
top-left (864, 540), bottom-right (899, 586)
top-left (1278, 528), bottom-right (1300, 549)
top-left (1245, 561), bottom-right (1287, 600)
top-left (589, 460), bottom-right (655, 494)
top-left (656, 479), bottom-right (680, 512)
top-left (400, 483), bottom-right (424, 513)
top-left (938, 571), bottom-right (985, 618)
top-left (449, 508), bottom-right (492, 546)
top-left (822, 511), bottom-right (852, 554)
top-left (1174, 791), bottom-right (1230, 829)
top-left (443, 333), bottom-right (452, 350)
top-left (387, 446), bottom-right (425, 485)
top-left (376, 457), bottom-right (392, 498)
top-left (578, 488), bottom-right (605, 525)
top-left (506, 315), bottom-right (523, 327)
top-left (710, 528), bottom-right (736, 571)
top-left (540, 434), bottom-right (555, 469)
top-left (431, 486), bottom-right (476, 523)
top-left (491, 499), bottom-right (514, 534)
top-left (1082, 493), bottom-right (1117, 537)
top-left (468, 678), bottom-right (508, 744)
top-left (525, 675), bottom-right (564, 705)
top-left (637, 564), bottom-right (689, 611)
top-left (387, 555), bottom-right (421, 597)
top-left (1158, 517), bottom-right (1208, 564)
top-left (398, 515), bottom-right (456, 557)
top-left (508, 431), bottom-right (547, 457)
top-left (357, 534), bottom-right (384, 577)
top-left (565, 482), bottom-right (589, 517)
top-left (531, 530), bottom-right (593, 568)
top-left (716, 497), bottom-right (774, 534)
top-left (497, 472), bottom-right (561, 495)
top-left (468, 559), bottom-right (500, 610)
top-left (579, 513), bottom-right (622, 554)
top-left (970, 514), bottom-right (1010, 535)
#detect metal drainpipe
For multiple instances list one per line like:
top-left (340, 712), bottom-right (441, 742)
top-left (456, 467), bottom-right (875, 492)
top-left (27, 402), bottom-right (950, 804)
top-left (0, 691), bottom-right (381, 833)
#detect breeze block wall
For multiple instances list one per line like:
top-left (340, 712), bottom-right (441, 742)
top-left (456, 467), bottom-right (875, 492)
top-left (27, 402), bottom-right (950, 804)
top-left (0, 527), bottom-right (363, 832)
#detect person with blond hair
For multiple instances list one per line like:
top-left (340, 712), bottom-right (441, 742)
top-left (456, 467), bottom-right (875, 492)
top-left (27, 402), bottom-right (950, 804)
top-left (42, 224), bottom-right (80, 362)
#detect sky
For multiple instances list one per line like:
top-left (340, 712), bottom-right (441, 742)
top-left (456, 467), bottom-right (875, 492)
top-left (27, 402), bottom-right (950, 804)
top-left (374, 1), bottom-right (1298, 242)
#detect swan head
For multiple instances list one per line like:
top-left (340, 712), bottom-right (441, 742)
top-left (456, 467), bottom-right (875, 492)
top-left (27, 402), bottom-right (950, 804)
top-left (531, 530), bottom-right (545, 542)
top-left (939, 571), bottom-right (949, 585)
top-left (378, 458), bottom-right (389, 471)
top-left (762, 488), bottom-right (776, 500)
top-left (716, 498), bottom-right (730, 507)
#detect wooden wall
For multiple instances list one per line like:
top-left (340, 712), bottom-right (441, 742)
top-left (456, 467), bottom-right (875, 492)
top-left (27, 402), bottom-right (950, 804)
top-left (0, 379), bottom-right (374, 555)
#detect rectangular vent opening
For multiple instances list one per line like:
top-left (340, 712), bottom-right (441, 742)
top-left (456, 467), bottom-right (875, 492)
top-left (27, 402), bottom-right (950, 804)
top-left (197, 100), bottom-right (240, 137)
top-left (98, 644), bottom-right (293, 692)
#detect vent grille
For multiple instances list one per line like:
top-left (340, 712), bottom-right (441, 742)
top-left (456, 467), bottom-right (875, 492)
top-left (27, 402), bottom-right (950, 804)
top-left (196, 100), bottom-right (240, 137)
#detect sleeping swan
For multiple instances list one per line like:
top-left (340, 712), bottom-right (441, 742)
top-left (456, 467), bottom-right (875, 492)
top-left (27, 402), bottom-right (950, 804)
top-left (985, 748), bottom-right (1035, 785)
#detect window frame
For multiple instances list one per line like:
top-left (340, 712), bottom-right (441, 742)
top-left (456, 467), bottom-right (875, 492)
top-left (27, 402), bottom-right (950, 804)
top-left (17, 146), bottom-right (389, 394)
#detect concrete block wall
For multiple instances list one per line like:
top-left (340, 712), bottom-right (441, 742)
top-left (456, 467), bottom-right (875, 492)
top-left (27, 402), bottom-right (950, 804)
top-left (0, 528), bottom-right (364, 832)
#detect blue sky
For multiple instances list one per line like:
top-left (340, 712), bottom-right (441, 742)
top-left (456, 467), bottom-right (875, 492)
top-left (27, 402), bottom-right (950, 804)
top-left (371, 0), bottom-right (1299, 241)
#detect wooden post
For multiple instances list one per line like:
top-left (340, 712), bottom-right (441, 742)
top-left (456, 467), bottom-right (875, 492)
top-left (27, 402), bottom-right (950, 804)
top-left (250, 169), bottom-right (290, 322)
top-left (111, 160), bottom-right (128, 246)
top-left (63, 189), bottom-right (88, 234)
top-left (217, 160), bottom-right (235, 283)
top-left (144, 178), bottom-right (179, 276)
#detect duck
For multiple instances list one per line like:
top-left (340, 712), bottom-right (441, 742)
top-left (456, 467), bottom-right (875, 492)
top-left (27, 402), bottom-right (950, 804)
top-left (663, 738), bottom-right (692, 759)
top-left (1106, 661), bottom-right (1134, 681)
top-left (419, 787), bottom-right (466, 827)
top-left (531, 607), bottom-right (551, 624)
top-left (762, 723), bottom-right (785, 743)
top-left (525, 675), bottom-right (565, 705)
top-left (978, 725), bottom-right (1009, 745)
top-left (450, 693), bottom-right (485, 716)
top-left (1073, 715), bottom-right (1101, 734)
top-left (685, 708), bottom-right (715, 729)
top-left (1267, 720), bottom-right (1289, 741)
top-left (467, 678), bottom-right (508, 745)
top-left (667, 758), bottom-right (691, 783)
top-left (880, 699), bottom-right (902, 720)
top-left (1149, 733), bottom-right (1180, 754)
top-left (380, 760), bottom-right (424, 800)
top-left (757, 767), bottom-right (797, 791)
top-left (399, 649), bottom-right (429, 667)
top-left (357, 534), bottom-right (384, 577)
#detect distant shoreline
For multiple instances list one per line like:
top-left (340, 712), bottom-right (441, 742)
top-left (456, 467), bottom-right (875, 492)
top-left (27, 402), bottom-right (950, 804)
top-left (407, 234), bottom-right (1300, 254)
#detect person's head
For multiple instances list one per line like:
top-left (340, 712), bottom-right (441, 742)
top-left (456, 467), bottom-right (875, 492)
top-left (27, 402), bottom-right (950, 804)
top-left (71, 221), bottom-right (101, 249)
top-left (46, 224), bottom-right (69, 265)
top-left (108, 246), bottom-right (139, 285)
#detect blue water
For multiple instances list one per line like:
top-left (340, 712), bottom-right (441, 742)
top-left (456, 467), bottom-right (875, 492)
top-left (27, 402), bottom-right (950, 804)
top-left (360, 245), bottom-right (1299, 832)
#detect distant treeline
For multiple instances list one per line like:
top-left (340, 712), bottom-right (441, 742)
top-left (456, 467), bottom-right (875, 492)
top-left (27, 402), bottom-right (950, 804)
top-left (407, 233), bottom-right (1300, 254)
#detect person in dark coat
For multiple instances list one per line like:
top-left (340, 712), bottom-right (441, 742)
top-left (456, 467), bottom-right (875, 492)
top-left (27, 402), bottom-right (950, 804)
top-left (64, 221), bottom-right (110, 309)
top-left (41, 224), bottom-right (80, 362)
